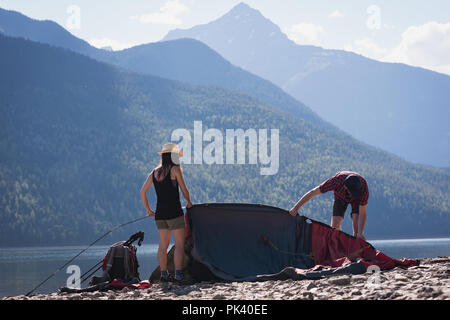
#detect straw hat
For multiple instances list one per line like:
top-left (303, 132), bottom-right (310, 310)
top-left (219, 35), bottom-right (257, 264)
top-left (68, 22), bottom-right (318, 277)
top-left (158, 143), bottom-right (183, 156)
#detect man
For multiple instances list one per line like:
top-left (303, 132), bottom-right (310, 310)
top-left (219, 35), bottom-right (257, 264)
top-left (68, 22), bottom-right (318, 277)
top-left (289, 171), bottom-right (369, 240)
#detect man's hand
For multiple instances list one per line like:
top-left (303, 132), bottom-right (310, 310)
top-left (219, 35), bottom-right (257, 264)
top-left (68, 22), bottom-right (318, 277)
top-left (289, 207), bottom-right (298, 216)
top-left (356, 233), bottom-right (366, 241)
top-left (186, 201), bottom-right (193, 209)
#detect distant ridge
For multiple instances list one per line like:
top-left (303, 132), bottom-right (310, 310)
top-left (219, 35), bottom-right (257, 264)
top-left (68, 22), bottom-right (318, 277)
top-left (0, 7), bottom-right (325, 127)
top-left (164, 2), bottom-right (450, 167)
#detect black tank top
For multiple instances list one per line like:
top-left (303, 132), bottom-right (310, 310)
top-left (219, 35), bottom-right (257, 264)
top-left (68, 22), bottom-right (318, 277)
top-left (152, 166), bottom-right (184, 220)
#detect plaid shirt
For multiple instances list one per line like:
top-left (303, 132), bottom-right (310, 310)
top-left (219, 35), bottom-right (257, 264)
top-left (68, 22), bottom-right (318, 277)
top-left (319, 171), bottom-right (369, 208)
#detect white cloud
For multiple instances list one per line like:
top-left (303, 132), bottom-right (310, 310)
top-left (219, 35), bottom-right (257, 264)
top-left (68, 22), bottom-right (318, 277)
top-left (88, 38), bottom-right (138, 51)
top-left (383, 21), bottom-right (450, 75)
top-left (328, 10), bottom-right (343, 19)
top-left (130, 0), bottom-right (188, 25)
top-left (342, 22), bottom-right (450, 76)
top-left (284, 23), bottom-right (325, 46)
top-left (344, 37), bottom-right (388, 60)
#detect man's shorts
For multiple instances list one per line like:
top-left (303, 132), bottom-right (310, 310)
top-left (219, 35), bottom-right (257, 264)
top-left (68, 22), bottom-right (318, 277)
top-left (155, 215), bottom-right (186, 230)
top-left (333, 198), bottom-right (359, 217)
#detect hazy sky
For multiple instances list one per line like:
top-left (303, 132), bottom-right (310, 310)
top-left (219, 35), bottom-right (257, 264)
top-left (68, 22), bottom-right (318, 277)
top-left (1, 0), bottom-right (449, 74)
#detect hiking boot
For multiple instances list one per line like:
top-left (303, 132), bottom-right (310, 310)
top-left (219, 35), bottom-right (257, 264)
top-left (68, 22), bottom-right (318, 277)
top-left (174, 270), bottom-right (184, 283)
top-left (173, 276), bottom-right (192, 286)
top-left (159, 273), bottom-right (171, 283)
top-left (159, 270), bottom-right (171, 283)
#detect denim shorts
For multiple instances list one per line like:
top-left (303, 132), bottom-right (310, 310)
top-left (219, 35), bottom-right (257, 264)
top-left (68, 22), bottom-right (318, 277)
top-left (155, 215), bottom-right (186, 230)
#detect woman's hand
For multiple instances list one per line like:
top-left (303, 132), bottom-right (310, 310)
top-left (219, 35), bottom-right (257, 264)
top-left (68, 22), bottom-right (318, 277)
top-left (186, 201), bottom-right (193, 209)
top-left (146, 208), bottom-right (155, 217)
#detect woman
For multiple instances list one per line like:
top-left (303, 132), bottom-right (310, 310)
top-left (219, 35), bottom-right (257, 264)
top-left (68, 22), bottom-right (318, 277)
top-left (140, 143), bottom-right (193, 282)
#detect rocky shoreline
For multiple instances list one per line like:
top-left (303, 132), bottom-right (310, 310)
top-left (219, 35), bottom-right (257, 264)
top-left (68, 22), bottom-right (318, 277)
top-left (3, 257), bottom-right (449, 301)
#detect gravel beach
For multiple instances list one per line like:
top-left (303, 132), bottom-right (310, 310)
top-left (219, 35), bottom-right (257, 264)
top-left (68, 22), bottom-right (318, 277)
top-left (3, 257), bottom-right (449, 301)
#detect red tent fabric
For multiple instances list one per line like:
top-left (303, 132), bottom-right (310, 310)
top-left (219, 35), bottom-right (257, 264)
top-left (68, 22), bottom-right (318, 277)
top-left (311, 223), bottom-right (418, 270)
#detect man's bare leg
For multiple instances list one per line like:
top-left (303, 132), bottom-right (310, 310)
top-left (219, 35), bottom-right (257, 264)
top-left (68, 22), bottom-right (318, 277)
top-left (331, 216), bottom-right (343, 230)
top-left (351, 213), bottom-right (359, 237)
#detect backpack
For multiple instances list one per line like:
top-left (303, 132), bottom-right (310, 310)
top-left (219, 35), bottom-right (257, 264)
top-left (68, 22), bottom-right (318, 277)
top-left (90, 231), bottom-right (144, 286)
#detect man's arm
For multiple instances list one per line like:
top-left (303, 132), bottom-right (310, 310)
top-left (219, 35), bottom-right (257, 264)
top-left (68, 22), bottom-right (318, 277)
top-left (356, 205), bottom-right (367, 240)
top-left (289, 186), bottom-right (321, 216)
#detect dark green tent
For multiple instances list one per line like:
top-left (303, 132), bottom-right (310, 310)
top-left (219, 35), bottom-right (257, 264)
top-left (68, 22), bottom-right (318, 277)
top-left (150, 203), bottom-right (417, 283)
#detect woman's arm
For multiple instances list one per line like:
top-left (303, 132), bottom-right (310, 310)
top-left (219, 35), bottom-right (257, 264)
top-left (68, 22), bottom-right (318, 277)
top-left (172, 166), bottom-right (193, 208)
top-left (289, 186), bottom-right (322, 216)
top-left (140, 171), bottom-right (155, 216)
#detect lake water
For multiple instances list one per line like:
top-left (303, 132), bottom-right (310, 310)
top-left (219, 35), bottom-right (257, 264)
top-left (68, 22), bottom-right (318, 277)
top-left (1, 238), bottom-right (449, 298)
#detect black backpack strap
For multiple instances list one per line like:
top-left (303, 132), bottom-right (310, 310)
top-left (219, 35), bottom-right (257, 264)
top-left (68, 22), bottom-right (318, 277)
top-left (124, 231), bottom-right (145, 247)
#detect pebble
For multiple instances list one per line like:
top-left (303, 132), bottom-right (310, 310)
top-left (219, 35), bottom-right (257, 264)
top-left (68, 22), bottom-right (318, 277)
top-left (394, 274), bottom-right (409, 282)
top-left (328, 276), bottom-right (351, 286)
top-left (351, 289), bottom-right (362, 296)
top-left (351, 275), bottom-right (367, 283)
top-left (306, 282), bottom-right (316, 290)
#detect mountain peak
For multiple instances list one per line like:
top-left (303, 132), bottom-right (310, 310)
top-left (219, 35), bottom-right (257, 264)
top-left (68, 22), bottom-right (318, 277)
top-left (212, 1), bottom-right (283, 40)
top-left (164, 1), bottom-right (285, 46)
top-left (224, 2), bottom-right (265, 21)
top-left (229, 2), bottom-right (254, 12)
top-left (163, 2), bottom-right (290, 78)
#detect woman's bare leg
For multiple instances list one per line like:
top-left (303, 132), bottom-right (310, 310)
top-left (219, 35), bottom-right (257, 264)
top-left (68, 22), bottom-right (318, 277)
top-left (172, 228), bottom-right (185, 271)
top-left (158, 229), bottom-right (171, 271)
